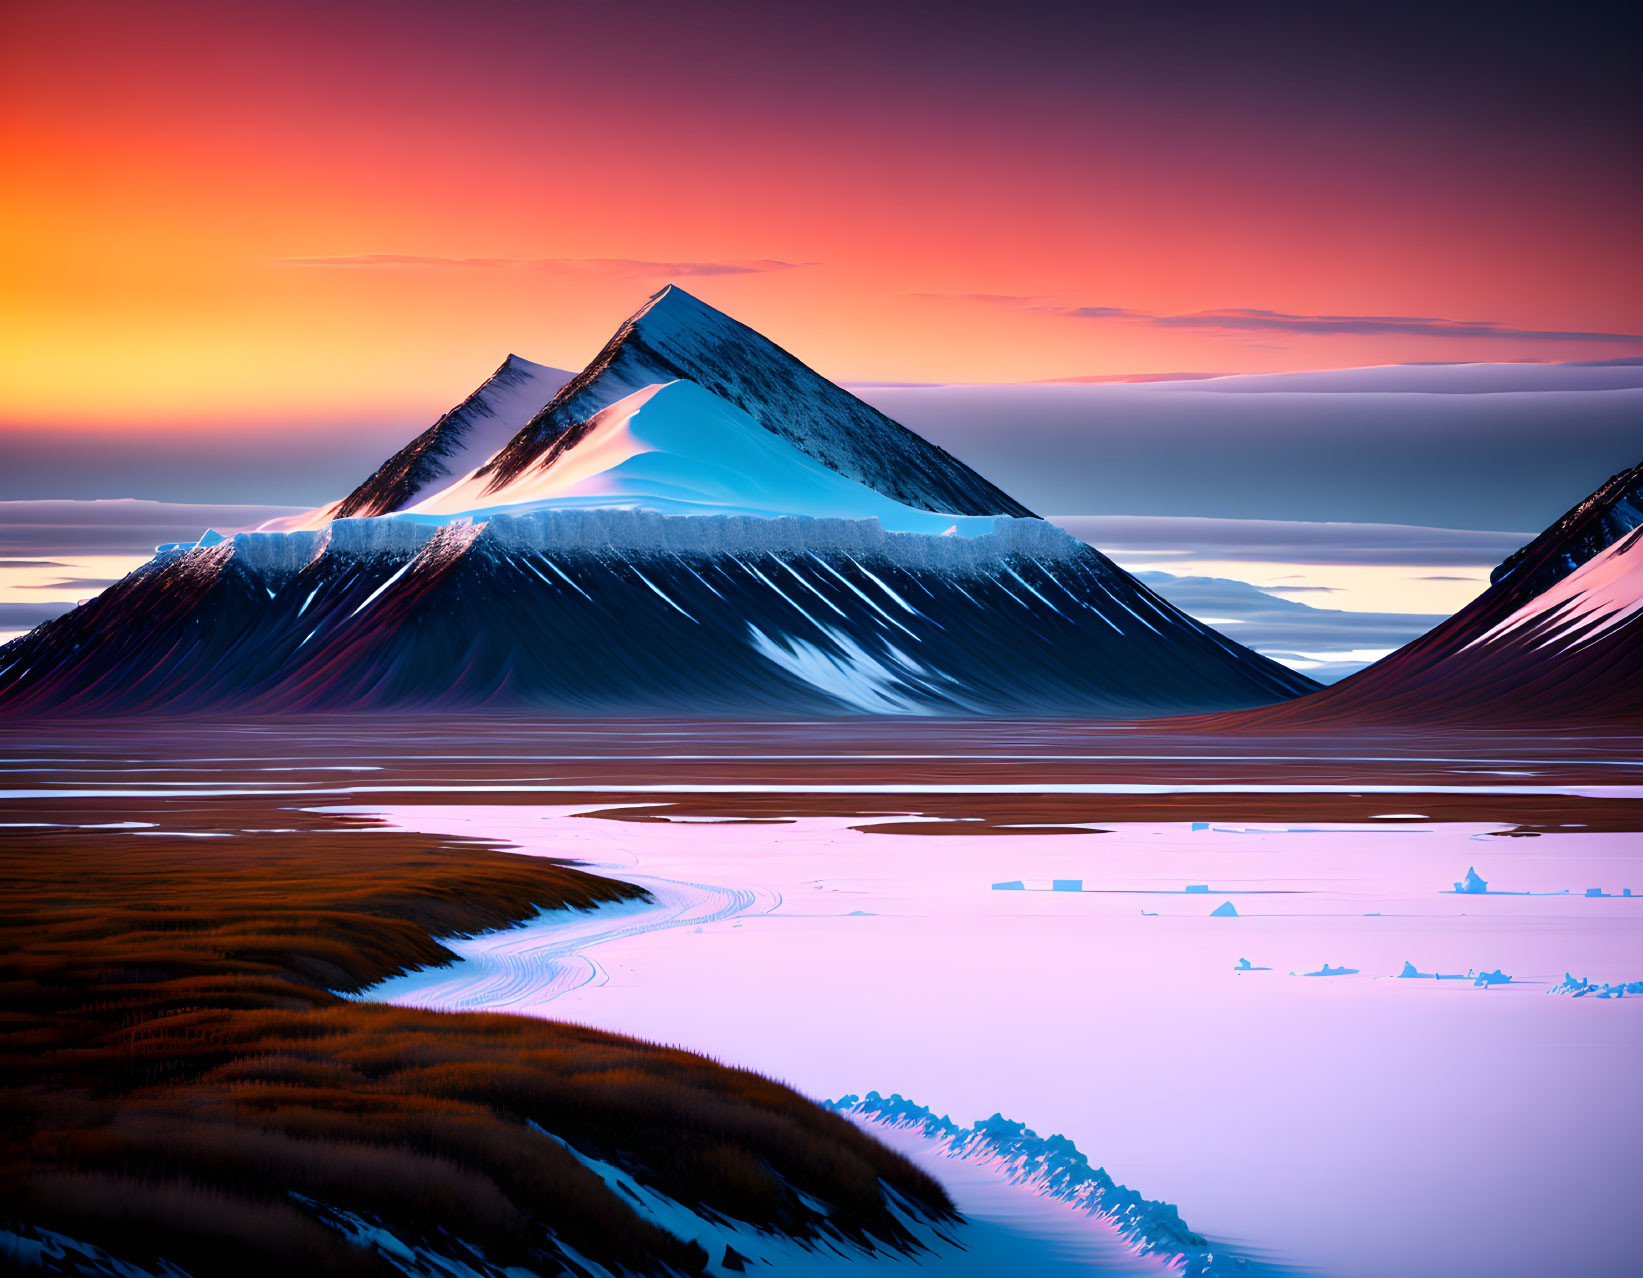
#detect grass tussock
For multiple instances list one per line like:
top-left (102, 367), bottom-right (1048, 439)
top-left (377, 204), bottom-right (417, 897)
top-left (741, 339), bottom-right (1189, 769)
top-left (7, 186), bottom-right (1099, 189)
top-left (1, 824), bottom-right (953, 1275)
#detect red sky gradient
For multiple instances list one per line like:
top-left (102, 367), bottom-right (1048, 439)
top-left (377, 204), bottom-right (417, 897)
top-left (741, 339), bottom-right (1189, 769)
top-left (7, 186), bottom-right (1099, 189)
top-left (3, 0), bottom-right (1640, 427)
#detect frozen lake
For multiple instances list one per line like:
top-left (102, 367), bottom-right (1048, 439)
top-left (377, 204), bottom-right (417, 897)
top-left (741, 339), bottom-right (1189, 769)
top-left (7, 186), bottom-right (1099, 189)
top-left (361, 795), bottom-right (1641, 1278)
top-left (6, 718), bottom-right (1639, 1276)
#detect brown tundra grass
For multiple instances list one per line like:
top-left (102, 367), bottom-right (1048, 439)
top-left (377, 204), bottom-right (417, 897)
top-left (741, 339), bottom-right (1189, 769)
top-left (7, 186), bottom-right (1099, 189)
top-left (0, 821), bottom-right (953, 1275)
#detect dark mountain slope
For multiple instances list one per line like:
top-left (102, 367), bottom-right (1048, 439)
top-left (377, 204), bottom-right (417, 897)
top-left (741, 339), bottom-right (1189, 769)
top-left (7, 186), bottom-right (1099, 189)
top-left (0, 514), bottom-right (1315, 718)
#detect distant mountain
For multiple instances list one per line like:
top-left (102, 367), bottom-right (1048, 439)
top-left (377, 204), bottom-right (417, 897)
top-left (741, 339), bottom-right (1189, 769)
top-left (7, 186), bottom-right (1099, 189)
top-left (1223, 459), bottom-right (1643, 725)
top-left (0, 290), bottom-right (1316, 718)
top-left (476, 286), bottom-right (1035, 518)
top-left (265, 354), bottom-right (572, 530)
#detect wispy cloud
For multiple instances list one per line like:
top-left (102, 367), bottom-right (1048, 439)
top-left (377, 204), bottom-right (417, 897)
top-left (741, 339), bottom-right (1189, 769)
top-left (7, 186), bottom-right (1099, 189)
top-left (0, 500), bottom-right (306, 556)
top-left (930, 293), bottom-right (1643, 345)
top-left (1035, 371), bottom-right (1224, 384)
top-left (14, 576), bottom-right (121, 592)
top-left (910, 291), bottom-right (1038, 307)
top-left (1109, 308), bottom-right (1643, 344)
top-left (1138, 569), bottom-right (1444, 680)
top-left (1047, 515), bottom-right (1531, 567)
top-left (0, 602), bottom-right (71, 629)
top-left (275, 255), bottom-right (812, 278)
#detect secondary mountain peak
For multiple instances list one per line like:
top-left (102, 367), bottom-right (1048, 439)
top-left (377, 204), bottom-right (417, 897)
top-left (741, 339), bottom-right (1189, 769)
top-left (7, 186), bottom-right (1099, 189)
top-left (331, 353), bottom-right (572, 520)
top-left (259, 353), bottom-right (573, 532)
top-left (474, 288), bottom-right (1036, 518)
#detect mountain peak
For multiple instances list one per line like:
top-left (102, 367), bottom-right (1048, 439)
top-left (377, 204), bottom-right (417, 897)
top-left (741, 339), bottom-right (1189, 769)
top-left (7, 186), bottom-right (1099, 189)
top-left (1489, 460), bottom-right (1643, 599)
top-left (623, 283), bottom-right (723, 339)
top-left (646, 281), bottom-right (698, 306)
top-left (475, 290), bottom-right (1036, 519)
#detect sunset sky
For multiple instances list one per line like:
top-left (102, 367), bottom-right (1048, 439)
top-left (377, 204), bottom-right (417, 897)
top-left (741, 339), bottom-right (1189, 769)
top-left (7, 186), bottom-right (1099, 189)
top-left (3, 0), bottom-right (1640, 429)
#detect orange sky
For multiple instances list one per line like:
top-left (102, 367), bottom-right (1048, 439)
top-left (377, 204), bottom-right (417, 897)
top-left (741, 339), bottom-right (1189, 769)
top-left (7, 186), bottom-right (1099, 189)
top-left (3, 1), bottom-right (1640, 427)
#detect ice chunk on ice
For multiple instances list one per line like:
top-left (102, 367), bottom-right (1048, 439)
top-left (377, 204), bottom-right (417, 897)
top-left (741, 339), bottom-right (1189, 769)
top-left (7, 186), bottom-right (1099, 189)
top-left (1209, 901), bottom-right (1239, 917)
top-left (1454, 866), bottom-right (1489, 894)
top-left (1548, 973), bottom-right (1643, 998)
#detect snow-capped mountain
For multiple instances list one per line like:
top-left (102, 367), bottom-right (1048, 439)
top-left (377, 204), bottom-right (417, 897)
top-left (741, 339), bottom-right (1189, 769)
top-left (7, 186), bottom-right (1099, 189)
top-left (0, 289), bottom-right (1319, 718)
top-left (474, 286), bottom-right (1035, 518)
top-left (405, 378), bottom-right (991, 534)
top-left (263, 354), bottom-right (573, 530)
top-left (1227, 459), bottom-right (1643, 725)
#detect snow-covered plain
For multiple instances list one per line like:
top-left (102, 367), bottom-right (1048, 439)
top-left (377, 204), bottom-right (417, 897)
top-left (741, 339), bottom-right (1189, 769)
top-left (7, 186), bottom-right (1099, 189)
top-left (361, 799), bottom-right (1643, 1278)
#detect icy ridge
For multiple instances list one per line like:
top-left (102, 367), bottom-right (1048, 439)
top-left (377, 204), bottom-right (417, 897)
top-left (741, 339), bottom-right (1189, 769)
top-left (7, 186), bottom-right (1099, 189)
top-left (1547, 973), bottom-right (1643, 998)
top-left (226, 530), bottom-right (329, 576)
top-left (475, 508), bottom-right (1084, 568)
top-left (825, 1091), bottom-right (1249, 1277)
top-left (320, 518), bottom-right (438, 559)
top-left (222, 510), bottom-right (1088, 571)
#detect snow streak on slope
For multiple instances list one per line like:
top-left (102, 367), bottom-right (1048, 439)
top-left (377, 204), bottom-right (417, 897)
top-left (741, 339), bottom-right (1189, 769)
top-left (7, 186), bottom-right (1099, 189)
top-left (0, 513), bottom-right (1315, 717)
top-left (262, 355), bottom-right (572, 531)
top-left (409, 378), bottom-right (993, 535)
top-left (1467, 525), bottom-right (1643, 651)
top-left (475, 286), bottom-right (1035, 518)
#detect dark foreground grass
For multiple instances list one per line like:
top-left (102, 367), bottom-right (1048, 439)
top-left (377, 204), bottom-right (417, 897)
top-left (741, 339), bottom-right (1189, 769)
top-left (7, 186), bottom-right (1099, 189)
top-left (0, 824), bottom-right (952, 1275)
